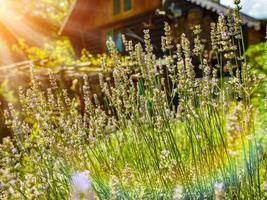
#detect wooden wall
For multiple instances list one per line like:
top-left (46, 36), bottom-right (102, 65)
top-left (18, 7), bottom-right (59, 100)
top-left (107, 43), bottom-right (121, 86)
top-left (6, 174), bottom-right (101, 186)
top-left (247, 29), bottom-right (263, 45)
top-left (84, 0), bottom-right (162, 30)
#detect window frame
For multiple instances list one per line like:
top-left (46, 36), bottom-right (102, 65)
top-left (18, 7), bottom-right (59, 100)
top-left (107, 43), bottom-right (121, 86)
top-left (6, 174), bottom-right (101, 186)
top-left (103, 27), bottom-right (124, 53)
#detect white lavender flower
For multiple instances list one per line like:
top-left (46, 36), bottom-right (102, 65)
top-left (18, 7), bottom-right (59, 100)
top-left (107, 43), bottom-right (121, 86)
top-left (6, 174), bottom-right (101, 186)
top-left (214, 182), bottom-right (225, 200)
top-left (262, 181), bottom-right (267, 193)
top-left (71, 171), bottom-right (92, 198)
top-left (173, 185), bottom-right (183, 200)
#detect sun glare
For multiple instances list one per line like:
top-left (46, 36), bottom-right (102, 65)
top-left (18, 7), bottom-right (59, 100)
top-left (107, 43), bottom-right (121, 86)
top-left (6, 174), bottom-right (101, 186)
top-left (0, 0), bottom-right (49, 66)
top-left (0, 0), bottom-right (6, 11)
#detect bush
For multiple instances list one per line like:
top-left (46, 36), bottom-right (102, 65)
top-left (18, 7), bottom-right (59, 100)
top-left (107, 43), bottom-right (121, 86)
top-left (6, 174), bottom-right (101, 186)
top-left (246, 42), bottom-right (267, 75)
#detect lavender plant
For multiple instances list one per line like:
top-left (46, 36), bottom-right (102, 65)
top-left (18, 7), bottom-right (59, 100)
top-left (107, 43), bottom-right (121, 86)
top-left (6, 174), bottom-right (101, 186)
top-left (0, 2), bottom-right (266, 199)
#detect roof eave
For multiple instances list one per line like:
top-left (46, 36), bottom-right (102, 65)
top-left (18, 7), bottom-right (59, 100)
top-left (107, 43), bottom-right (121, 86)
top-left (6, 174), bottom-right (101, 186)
top-left (186, 0), bottom-right (261, 30)
top-left (58, 0), bottom-right (78, 35)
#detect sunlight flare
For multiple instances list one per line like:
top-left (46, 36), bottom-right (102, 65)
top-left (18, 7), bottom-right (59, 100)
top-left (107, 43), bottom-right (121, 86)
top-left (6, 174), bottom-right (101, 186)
top-left (0, 0), bottom-right (49, 65)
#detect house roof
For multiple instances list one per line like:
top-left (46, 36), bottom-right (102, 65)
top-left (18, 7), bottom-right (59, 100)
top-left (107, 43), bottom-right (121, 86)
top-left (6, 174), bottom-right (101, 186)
top-left (221, 0), bottom-right (267, 20)
top-left (185, 0), bottom-right (262, 30)
top-left (58, 0), bottom-right (79, 36)
top-left (59, 0), bottom-right (94, 36)
top-left (60, 0), bottom-right (263, 36)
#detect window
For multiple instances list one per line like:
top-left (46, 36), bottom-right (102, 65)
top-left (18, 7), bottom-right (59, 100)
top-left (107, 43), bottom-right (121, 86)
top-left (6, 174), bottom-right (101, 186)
top-left (115, 31), bottom-right (123, 52)
top-left (124, 0), bottom-right (132, 11)
top-left (106, 30), bottom-right (114, 42)
top-left (113, 0), bottom-right (132, 15)
top-left (113, 0), bottom-right (121, 15)
top-left (105, 29), bottom-right (123, 53)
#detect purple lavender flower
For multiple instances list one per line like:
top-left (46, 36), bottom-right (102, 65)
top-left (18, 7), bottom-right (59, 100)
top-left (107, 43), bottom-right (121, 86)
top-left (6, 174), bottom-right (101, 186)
top-left (223, 32), bottom-right (229, 38)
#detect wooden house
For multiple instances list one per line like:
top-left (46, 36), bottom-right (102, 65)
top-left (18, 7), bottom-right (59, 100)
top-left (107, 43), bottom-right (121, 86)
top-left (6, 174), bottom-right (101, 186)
top-left (60, 0), bottom-right (266, 56)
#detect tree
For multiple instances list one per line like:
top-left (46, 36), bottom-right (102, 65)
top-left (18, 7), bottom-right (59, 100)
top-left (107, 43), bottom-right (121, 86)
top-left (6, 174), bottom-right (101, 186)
top-left (13, 0), bottom-right (75, 26)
